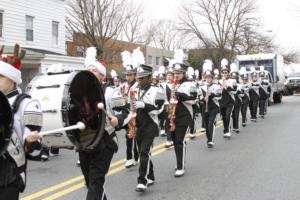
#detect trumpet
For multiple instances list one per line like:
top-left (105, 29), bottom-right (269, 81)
top-left (127, 89), bottom-right (137, 139)
top-left (169, 80), bottom-right (179, 132)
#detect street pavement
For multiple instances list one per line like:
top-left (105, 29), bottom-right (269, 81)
top-left (21, 95), bottom-right (300, 200)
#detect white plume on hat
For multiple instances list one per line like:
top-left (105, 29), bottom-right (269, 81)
top-left (213, 69), bottom-right (219, 76)
top-left (110, 69), bottom-right (118, 79)
top-left (168, 49), bottom-right (185, 69)
top-left (230, 63), bottom-right (239, 73)
top-left (121, 50), bottom-right (133, 69)
top-left (84, 47), bottom-right (97, 66)
top-left (195, 69), bottom-right (199, 79)
top-left (239, 67), bottom-right (247, 75)
top-left (187, 67), bottom-right (194, 76)
top-left (84, 47), bottom-right (106, 75)
top-left (250, 66), bottom-right (258, 76)
top-left (221, 58), bottom-right (228, 67)
top-left (158, 66), bottom-right (166, 74)
top-left (203, 60), bottom-right (213, 72)
top-left (174, 49), bottom-right (184, 64)
top-left (260, 65), bottom-right (265, 72)
top-left (152, 71), bottom-right (159, 79)
top-left (132, 47), bottom-right (145, 68)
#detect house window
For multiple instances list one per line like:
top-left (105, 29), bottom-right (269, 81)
top-left (52, 21), bottom-right (59, 45)
top-left (156, 57), bottom-right (160, 66)
top-left (26, 15), bottom-right (34, 41)
top-left (105, 51), bottom-right (112, 62)
top-left (0, 11), bottom-right (3, 38)
top-left (148, 55), bottom-right (153, 65)
top-left (76, 46), bottom-right (85, 57)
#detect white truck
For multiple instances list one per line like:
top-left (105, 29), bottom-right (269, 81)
top-left (236, 53), bottom-right (285, 103)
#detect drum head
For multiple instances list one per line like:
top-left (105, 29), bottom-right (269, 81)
top-left (0, 91), bottom-right (13, 156)
top-left (63, 71), bottom-right (106, 150)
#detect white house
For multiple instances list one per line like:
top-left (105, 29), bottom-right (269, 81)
top-left (146, 46), bottom-right (174, 71)
top-left (0, 0), bottom-right (84, 90)
top-left (0, 0), bottom-right (66, 54)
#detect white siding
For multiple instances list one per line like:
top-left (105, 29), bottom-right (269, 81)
top-left (0, 0), bottom-right (66, 54)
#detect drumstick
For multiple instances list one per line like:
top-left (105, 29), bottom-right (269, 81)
top-left (97, 103), bottom-right (113, 120)
top-left (39, 122), bottom-right (85, 137)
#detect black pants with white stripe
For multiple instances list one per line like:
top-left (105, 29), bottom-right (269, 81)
top-left (241, 97), bottom-right (249, 124)
top-left (259, 98), bottom-right (267, 116)
top-left (189, 112), bottom-right (196, 134)
top-left (79, 147), bottom-right (114, 200)
top-left (249, 96), bottom-right (259, 119)
top-left (204, 110), bottom-right (218, 143)
top-left (232, 105), bottom-right (241, 130)
top-left (200, 103), bottom-right (206, 129)
top-left (171, 125), bottom-right (189, 170)
top-left (136, 136), bottom-right (155, 185)
top-left (220, 104), bottom-right (234, 133)
top-left (125, 130), bottom-right (139, 162)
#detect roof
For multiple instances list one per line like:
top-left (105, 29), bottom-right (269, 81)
top-left (1, 46), bottom-right (64, 56)
top-left (236, 53), bottom-right (277, 61)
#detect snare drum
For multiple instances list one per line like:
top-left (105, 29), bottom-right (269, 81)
top-left (26, 70), bottom-right (106, 150)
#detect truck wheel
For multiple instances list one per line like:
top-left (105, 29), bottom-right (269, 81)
top-left (278, 93), bottom-right (282, 103)
top-left (273, 92), bottom-right (281, 103)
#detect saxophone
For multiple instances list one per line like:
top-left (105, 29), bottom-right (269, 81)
top-left (127, 89), bottom-right (137, 139)
top-left (169, 80), bottom-right (179, 132)
top-left (205, 84), bottom-right (210, 113)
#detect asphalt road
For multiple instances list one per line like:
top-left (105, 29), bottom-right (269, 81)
top-left (21, 95), bottom-right (300, 200)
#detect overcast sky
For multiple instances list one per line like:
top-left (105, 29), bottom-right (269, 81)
top-left (138, 0), bottom-right (300, 53)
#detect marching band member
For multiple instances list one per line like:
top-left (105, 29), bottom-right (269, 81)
top-left (79, 47), bottom-right (128, 200)
top-left (164, 68), bottom-right (174, 148)
top-left (230, 63), bottom-right (242, 133)
top-left (239, 67), bottom-right (250, 127)
top-left (198, 72), bottom-right (207, 132)
top-left (111, 69), bottom-right (121, 88)
top-left (168, 50), bottom-right (197, 177)
top-left (187, 66), bottom-right (197, 139)
top-left (131, 48), bottom-right (165, 192)
top-left (0, 45), bottom-right (43, 199)
top-left (213, 68), bottom-right (220, 84)
top-left (259, 66), bottom-right (271, 118)
top-left (249, 67), bottom-right (260, 122)
top-left (158, 66), bottom-right (168, 137)
top-left (219, 59), bottom-right (237, 139)
top-left (201, 62), bottom-right (222, 148)
top-left (120, 50), bottom-right (139, 168)
top-left (152, 71), bottom-right (160, 86)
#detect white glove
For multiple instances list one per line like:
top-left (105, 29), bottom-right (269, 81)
top-left (135, 101), bottom-right (145, 109)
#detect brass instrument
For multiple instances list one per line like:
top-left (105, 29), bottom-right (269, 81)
top-left (205, 84), bottom-right (210, 113)
top-left (127, 89), bottom-right (137, 139)
top-left (169, 80), bottom-right (179, 132)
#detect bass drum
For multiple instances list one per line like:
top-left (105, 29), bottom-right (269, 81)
top-left (27, 70), bottom-right (106, 150)
top-left (0, 91), bottom-right (13, 156)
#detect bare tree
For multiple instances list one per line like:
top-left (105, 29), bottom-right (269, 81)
top-left (66, 0), bottom-right (129, 58)
top-left (179, 0), bottom-right (257, 65)
top-left (233, 25), bottom-right (275, 54)
top-left (142, 20), bottom-right (191, 51)
top-left (121, 2), bottom-right (145, 43)
top-left (282, 50), bottom-right (299, 63)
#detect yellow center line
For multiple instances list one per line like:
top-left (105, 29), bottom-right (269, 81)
top-left (22, 121), bottom-right (223, 200)
top-left (39, 125), bottom-right (224, 200)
